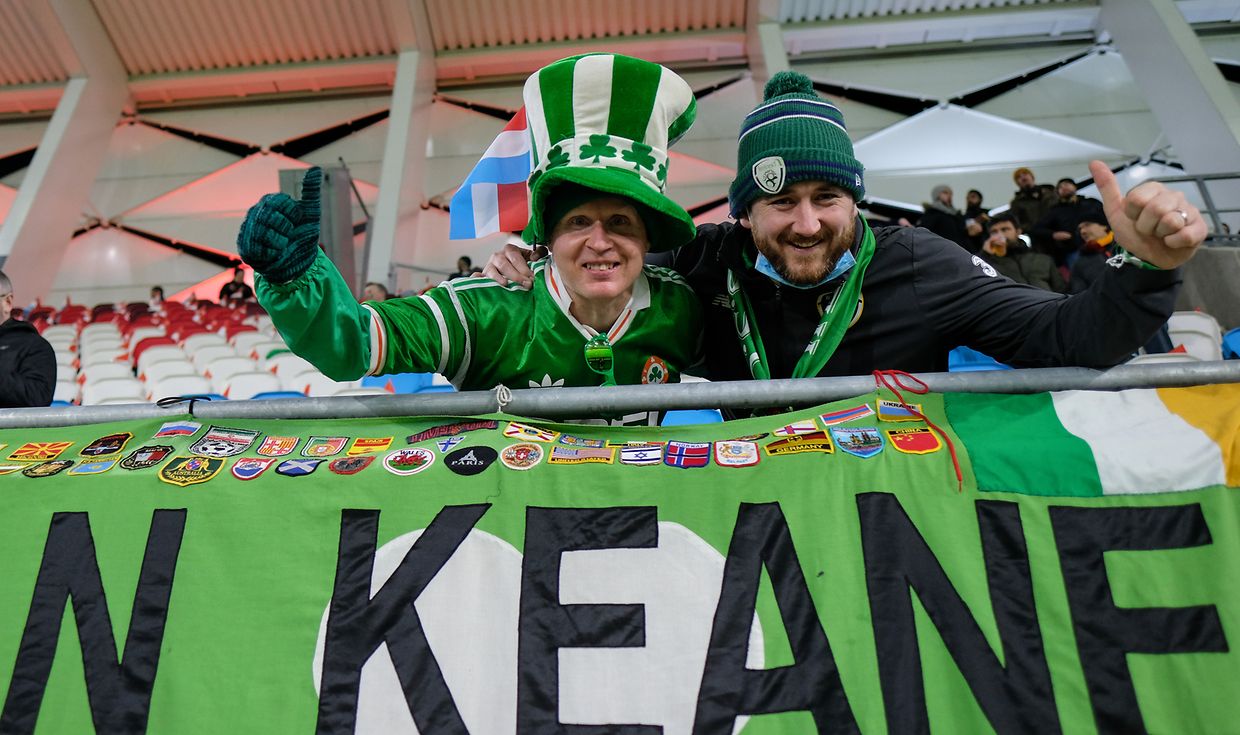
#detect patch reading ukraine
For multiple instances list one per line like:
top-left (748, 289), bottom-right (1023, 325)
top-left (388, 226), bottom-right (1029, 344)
top-left (664, 441), bottom-right (711, 468)
top-left (548, 446), bottom-right (615, 465)
top-left (120, 445), bottom-right (173, 470)
top-left (714, 441), bottom-right (760, 468)
top-left (819, 403), bottom-right (875, 426)
top-left (765, 432), bottom-right (834, 456)
top-left (832, 427), bottom-right (884, 458)
top-left (276, 459), bottom-right (322, 477)
top-left (80, 432), bottom-right (132, 457)
top-left (159, 456), bottom-right (224, 487)
top-left (877, 399), bottom-right (923, 422)
top-left (773, 420), bottom-right (818, 436)
top-left (885, 427), bottom-right (943, 455)
top-left (190, 427), bottom-right (259, 458)
top-left (619, 443), bottom-right (663, 466)
top-left (500, 443), bottom-right (543, 470)
top-left (406, 420), bottom-right (499, 445)
top-left (502, 421), bottom-right (559, 443)
top-left (257, 436), bottom-right (299, 457)
top-left (67, 459), bottom-right (117, 476)
top-left (558, 434), bottom-right (605, 448)
top-left (329, 456), bottom-right (375, 475)
top-left (301, 437), bottom-right (347, 458)
top-left (384, 448), bottom-right (435, 476)
top-left (10, 442), bottom-right (73, 462)
top-left (347, 437), bottom-right (392, 455)
top-left (231, 457), bottom-right (276, 480)
top-left (22, 460), bottom-right (74, 478)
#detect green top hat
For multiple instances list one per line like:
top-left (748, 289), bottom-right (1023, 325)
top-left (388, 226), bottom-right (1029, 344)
top-left (522, 53), bottom-right (697, 253)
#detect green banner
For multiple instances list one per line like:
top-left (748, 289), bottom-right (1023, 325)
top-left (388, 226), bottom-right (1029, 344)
top-left (0, 387), bottom-right (1237, 733)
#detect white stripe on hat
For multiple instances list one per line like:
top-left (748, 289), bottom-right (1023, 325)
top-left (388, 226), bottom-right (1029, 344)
top-left (647, 65), bottom-right (694, 147)
top-left (1051, 389), bottom-right (1226, 494)
top-left (524, 71), bottom-right (551, 164)
top-left (737, 113), bottom-right (848, 143)
top-left (573, 54), bottom-right (614, 138)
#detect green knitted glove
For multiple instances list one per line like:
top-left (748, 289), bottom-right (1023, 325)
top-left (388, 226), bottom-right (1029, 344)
top-left (237, 167), bottom-right (322, 284)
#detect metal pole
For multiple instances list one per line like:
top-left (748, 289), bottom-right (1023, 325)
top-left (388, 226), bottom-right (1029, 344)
top-left (2, 361), bottom-right (1239, 430)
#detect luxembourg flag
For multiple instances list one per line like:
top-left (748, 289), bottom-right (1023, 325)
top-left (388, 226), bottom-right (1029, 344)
top-left (448, 108), bottom-right (531, 240)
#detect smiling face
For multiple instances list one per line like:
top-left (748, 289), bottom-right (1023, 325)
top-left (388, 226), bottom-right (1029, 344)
top-left (741, 181), bottom-right (858, 285)
top-left (549, 196), bottom-right (650, 313)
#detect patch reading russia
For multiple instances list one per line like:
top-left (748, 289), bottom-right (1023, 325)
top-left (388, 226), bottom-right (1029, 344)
top-left (502, 421), bottom-right (559, 443)
top-left (877, 399), bottom-right (924, 422)
top-left (190, 427), bottom-right (260, 458)
top-left (832, 427), bottom-right (885, 458)
top-left (444, 446), bottom-right (498, 476)
top-left (383, 448), bottom-right (435, 476)
top-left (819, 403), bottom-right (875, 426)
top-left (301, 437), bottom-right (348, 458)
top-left (9, 442), bottom-right (73, 462)
top-left (664, 441), bottom-right (711, 468)
top-left (406, 420), bottom-right (499, 445)
top-left (329, 456), bottom-right (375, 475)
top-left (120, 445), bottom-right (173, 470)
top-left (347, 437), bottom-right (392, 455)
top-left (548, 446), bottom-right (615, 465)
top-left (22, 460), bottom-right (74, 478)
top-left (885, 427), bottom-right (943, 454)
top-left (714, 440), bottom-right (760, 468)
top-left (80, 432), bottom-right (132, 457)
top-left (257, 436), bottom-right (299, 457)
top-left (152, 420), bottom-right (201, 438)
top-left (619, 442), bottom-right (663, 466)
top-left (765, 432), bottom-right (834, 456)
top-left (499, 443), bottom-right (542, 470)
top-left (276, 459), bottom-right (322, 477)
top-left (67, 459), bottom-right (117, 476)
top-left (159, 456), bottom-right (225, 487)
top-left (231, 457), bottom-right (276, 480)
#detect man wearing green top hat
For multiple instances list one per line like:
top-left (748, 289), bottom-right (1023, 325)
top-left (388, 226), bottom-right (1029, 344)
top-left (489, 70), bottom-right (1205, 379)
top-left (236, 53), bottom-right (701, 422)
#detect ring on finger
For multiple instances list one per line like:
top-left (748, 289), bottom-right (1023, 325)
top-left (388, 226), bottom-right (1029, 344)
top-left (1176, 209), bottom-right (1189, 225)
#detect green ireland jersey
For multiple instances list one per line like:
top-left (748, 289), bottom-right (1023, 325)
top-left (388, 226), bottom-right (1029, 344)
top-left (256, 251), bottom-right (702, 392)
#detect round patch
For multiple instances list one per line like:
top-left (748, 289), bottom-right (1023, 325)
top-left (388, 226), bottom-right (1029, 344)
top-left (444, 446), bottom-right (498, 476)
top-left (642, 356), bottom-right (670, 385)
top-left (499, 443), bottom-right (542, 471)
top-left (383, 447), bottom-right (435, 476)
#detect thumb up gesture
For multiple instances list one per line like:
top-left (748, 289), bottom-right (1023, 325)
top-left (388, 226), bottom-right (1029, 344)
top-left (237, 167), bottom-right (323, 284)
top-left (1090, 160), bottom-right (1205, 270)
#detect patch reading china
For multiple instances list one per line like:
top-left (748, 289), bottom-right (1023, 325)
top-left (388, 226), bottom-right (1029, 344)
top-left (159, 456), bottom-right (225, 487)
top-left (499, 443), bottom-right (542, 470)
top-left (189, 427), bottom-right (260, 458)
top-left (383, 448), bottom-right (435, 476)
top-left (831, 427), bottom-right (884, 458)
top-left (885, 427), bottom-right (942, 454)
top-left (120, 445), bottom-right (174, 470)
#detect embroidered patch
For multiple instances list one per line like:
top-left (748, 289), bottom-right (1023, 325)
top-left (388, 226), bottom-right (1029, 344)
top-left (153, 420), bottom-right (201, 438)
top-left (120, 445), bottom-right (174, 470)
top-left (23, 460), bottom-right (74, 477)
top-left (406, 420), bottom-right (499, 444)
top-left (384, 448), bottom-right (435, 476)
top-left (877, 399), bottom-right (923, 422)
top-left (752, 155), bottom-right (786, 194)
top-left (301, 436), bottom-right (348, 458)
top-left (159, 456), bottom-right (224, 487)
top-left (231, 457), bottom-right (276, 480)
top-left (558, 434), bottom-right (605, 448)
top-left (730, 433), bottom-right (769, 442)
top-left (68, 459), bottom-right (117, 475)
top-left (664, 441), bottom-right (711, 468)
top-left (502, 421), bottom-right (559, 443)
top-left (971, 255), bottom-right (997, 278)
top-left (348, 437), bottom-right (392, 455)
top-left (329, 455), bottom-right (375, 475)
top-left (832, 427), bottom-right (885, 458)
top-left (714, 441), bottom-right (760, 468)
top-left (9, 442), bottom-right (73, 462)
top-left (642, 356), bottom-right (670, 385)
top-left (500, 443), bottom-right (543, 470)
top-left (774, 420), bottom-right (819, 436)
top-left (257, 436), bottom-right (299, 457)
top-left (80, 432), bottom-right (132, 457)
top-left (435, 436), bottom-right (465, 453)
top-left (619, 443), bottom-right (664, 466)
top-left (190, 427), bottom-right (260, 458)
top-left (765, 432), bottom-right (834, 456)
top-left (548, 446), bottom-right (615, 465)
top-left (819, 403), bottom-right (875, 427)
top-left (0, 463), bottom-right (27, 475)
top-left (444, 446), bottom-right (498, 476)
top-left (886, 427), bottom-right (943, 455)
top-left (276, 458), bottom-right (322, 477)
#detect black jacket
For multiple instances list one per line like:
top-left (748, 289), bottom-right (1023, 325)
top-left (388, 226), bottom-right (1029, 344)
top-left (976, 242), bottom-right (1067, 293)
top-left (0, 318), bottom-right (56, 407)
top-left (1032, 196), bottom-right (1105, 265)
top-left (661, 220), bottom-right (1180, 380)
top-left (917, 205), bottom-right (972, 251)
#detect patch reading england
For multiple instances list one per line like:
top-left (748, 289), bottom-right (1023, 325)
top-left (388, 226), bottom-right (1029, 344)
top-left (819, 403), bottom-right (875, 427)
top-left (499, 443), bottom-right (543, 470)
top-left (257, 436), bottom-right (299, 457)
top-left (159, 456), bottom-right (224, 487)
top-left (713, 441), bottom-right (760, 468)
top-left (444, 446), bottom-right (498, 476)
top-left (276, 459), bottom-right (322, 477)
top-left (329, 456), bottom-right (375, 475)
top-left (406, 420), bottom-right (499, 445)
top-left (765, 432), bottom-right (834, 456)
top-left (548, 446), bottom-right (615, 465)
top-left (831, 427), bottom-right (884, 458)
top-left (383, 448), bottom-right (435, 476)
top-left (190, 427), bottom-right (260, 458)
top-left (153, 420), bottom-right (201, 438)
top-left (502, 421), bottom-right (559, 443)
top-left (619, 443), bottom-right (663, 466)
top-left (773, 420), bottom-right (818, 437)
top-left (67, 459), bottom-right (117, 476)
top-left (885, 427), bottom-right (943, 455)
top-left (664, 441), bottom-right (711, 468)
top-left (80, 432), bottom-right (132, 457)
top-left (231, 457), bottom-right (276, 480)
top-left (9, 442), bottom-right (73, 462)
top-left (347, 437), bottom-right (392, 455)
top-left (22, 460), bottom-right (74, 478)
top-left (877, 399), bottom-right (923, 422)
top-left (120, 445), bottom-right (174, 470)
top-left (301, 437), bottom-right (347, 458)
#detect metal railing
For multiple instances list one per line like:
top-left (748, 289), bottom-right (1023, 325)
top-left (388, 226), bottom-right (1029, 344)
top-left (1155, 172), bottom-right (1240, 244)
top-left (1, 361), bottom-right (1238, 430)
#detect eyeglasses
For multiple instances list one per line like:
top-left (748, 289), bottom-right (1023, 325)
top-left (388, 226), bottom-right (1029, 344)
top-left (583, 334), bottom-right (617, 387)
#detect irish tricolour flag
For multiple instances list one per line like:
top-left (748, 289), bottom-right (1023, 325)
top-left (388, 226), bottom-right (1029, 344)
top-left (448, 108), bottom-right (531, 240)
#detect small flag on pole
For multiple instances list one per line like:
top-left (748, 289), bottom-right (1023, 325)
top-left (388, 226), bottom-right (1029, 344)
top-left (448, 108), bottom-right (531, 240)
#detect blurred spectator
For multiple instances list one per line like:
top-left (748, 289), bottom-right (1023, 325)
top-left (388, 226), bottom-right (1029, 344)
top-left (1033, 177), bottom-right (1105, 267)
top-left (918, 184), bottom-right (980, 251)
top-left (1068, 215), bottom-right (1114, 295)
top-left (219, 267), bottom-right (255, 305)
top-left (0, 270), bottom-right (55, 407)
top-left (963, 188), bottom-right (990, 252)
top-left (448, 256), bottom-right (482, 280)
top-left (149, 286), bottom-right (165, 311)
top-left (362, 282), bottom-right (390, 301)
top-left (978, 213), bottom-right (1066, 293)
top-left (1009, 167), bottom-right (1057, 242)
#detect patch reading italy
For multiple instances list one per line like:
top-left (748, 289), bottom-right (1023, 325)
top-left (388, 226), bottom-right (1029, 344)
top-left (231, 457), bottom-right (276, 480)
top-left (444, 446), bottom-right (498, 476)
top-left (80, 432), bottom-right (132, 457)
top-left (714, 441), bottom-right (760, 468)
top-left (664, 441), bottom-right (710, 468)
top-left (257, 436), bottom-right (299, 457)
top-left (68, 459), bottom-right (117, 476)
top-left (558, 434), bottom-right (605, 448)
top-left (877, 399), bottom-right (923, 422)
top-left (819, 403), bottom-right (874, 427)
top-left (10, 442), bottom-right (73, 462)
top-left (383, 448), bottom-right (435, 476)
top-left (347, 437), bottom-right (392, 455)
top-left (23, 460), bottom-right (74, 478)
top-left (190, 427), bottom-right (260, 458)
top-left (499, 443), bottom-right (542, 470)
top-left (120, 445), bottom-right (173, 470)
top-left (765, 432), bottom-right (834, 456)
top-left (619, 443), bottom-right (663, 466)
top-left (276, 458), bottom-right (322, 477)
top-left (406, 420), bottom-right (499, 445)
top-left (159, 456), bottom-right (224, 487)
top-left (885, 427), bottom-right (943, 455)
top-left (301, 436), bottom-right (347, 458)
top-left (153, 420), bottom-right (201, 438)
top-left (329, 456), bottom-right (375, 475)
top-left (502, 421), bottom-right (559, 443)
top-left (773, 420), bottom-right (818, 436)
top-left (831, 427), bottom-right (884, 458)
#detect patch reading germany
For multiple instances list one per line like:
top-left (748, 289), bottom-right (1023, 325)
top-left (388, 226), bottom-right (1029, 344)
top-left (158, 456), bottom-right (224, 487)
top-left (9, 442), bottom-right (73, 462)
top-left (714, 440), bottom-right (760, 468)
top-left (499, 443), bottom-right (542, 470)
top-left (765, 432), bottom-right (834, 456)
top-left (190, 427), bottom-right (260, 458)
top-left (22, 460), bottom-right (74, 478)
top-left (301, 436), bottom-right (347, 458)
top-left (406, 420), bottom-right (498, 445)
top-left (231, 457), bottom-right (276, 480)
top-left (444, 446), bottom-right (498, 476)
top-left (80, 432), bottom-right (132, 457)
top-left (120, 445), bottom-right (173, 470)
top-left (67, 459), bottom-right (118, 476)
top-left (383, 448), bottom-right (435, 476)
top-left (329, 456), bottom-right (374, 475)
top-left (885, 427), bottom-right (942, 454)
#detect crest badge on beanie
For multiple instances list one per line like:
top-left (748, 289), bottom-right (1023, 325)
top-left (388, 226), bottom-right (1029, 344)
top-left (521, 53), bottom-right (698, 252)
top-left (729, 71), bottom-right (865, 217)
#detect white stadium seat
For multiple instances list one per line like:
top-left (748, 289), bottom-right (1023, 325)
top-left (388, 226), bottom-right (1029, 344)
top-left (137, 345), bottom-right (187, 376)
top-left (53, 380), bottom-right (78, 404)
top-left (78, 362), bottom-right (133, 385)
top-left (264, 352), bottom-right (315, 378)
top-left (205, 356), bottom-right (259, 392)
top-left (1127, 352), bottom-right (1203, 365)
top-left (147, 374), bottom-right (212, 401)
top-left (80, 349), bottom-right (128, 369)
top-left (221, 371), bottom-right (282, 399)
top-left (81, 378), bottom-right (145, 406)
top-left (297, 371), bottom-right (360, 396)
top-left (183, 332), bottom-right (230, 355)
top-left (247, 340), bottom-right (288, 361)
top-left (142, 359), bottom-right (198, 386)
top-left (127, 326), bottom-right (167, 347)
top-left (191, 345), bottom-right (237, 371)
top-left (231, 331), bottom-right (273, 356)
top-left (1166, 311), bottom-right (1223, 361)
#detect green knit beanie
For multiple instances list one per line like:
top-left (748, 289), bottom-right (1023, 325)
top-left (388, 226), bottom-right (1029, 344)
top-left (728, 71), bottom-right (865, 218)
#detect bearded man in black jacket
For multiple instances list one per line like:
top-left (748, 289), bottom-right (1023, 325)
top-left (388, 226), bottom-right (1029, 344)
top-left (0, 270), bottom-right (55, 407)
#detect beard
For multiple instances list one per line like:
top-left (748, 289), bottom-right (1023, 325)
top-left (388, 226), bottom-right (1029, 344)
top-left (754, 216), bottom-right (857, 286)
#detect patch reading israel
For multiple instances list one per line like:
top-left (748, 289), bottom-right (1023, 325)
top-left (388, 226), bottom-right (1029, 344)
top-left (276, 458), bottom-right (322, 477)
top-left (971, 254), bottom-right (998, 278)
top-left (619, 442), bottom-right (664, 466)
top-left (10, 441), bottom-right (73, 462)
top-left (120, 445), bottom-right (173, 470)
top-left (23, 460), bottom-right (74, 478)
top-left (765, 432), bottom-right (834, 456)
top-left (406, 420), bottom-right (498, 445)
top-left (885, 427), bottom-right (943, 455)
top-left (832, 427), bottom-right (884, 458)
top-left (68, 459), bottom-right (117, 476)
top-left (301, 436), bottom-right (347, 458)
top-left (500, 443), bottom-right (542, 470)
top-left (347, 437), bottom-right (392, 455)
top-left (257, 436), bottom-right (299, 457)
top-left (548, 446), bottom-right (615, 465)
top-left (231, 457), bottom-right (276, 480)
top-left (329, 456), bottom-right (374, 475)
top-left (774, 420), bottom-right (819, 436)
top-left (819, 403), bottom-right (875, 427)
top-left (558, 434), bottom-right (605, 448)
top-left (435, 436), bottom-right (465, 453)
top-left (190, 427), bottom-right (259, 458)
top-left (444, 446), bottom-right (498, 476)
top-left (80, 432), bottom-right (132, 457)
top-left (383, 448), bottom-right (435, 476)
top-left (502, 421), bottom-right (559, 443)
top-left (752, 155), bottom-right (786, 194)
top-left (877, 399), bottom-right (923, 422)
top-left (153, 420), bottom-right (201, 438)
top-left (714, 440), bottom-right (760, 468)
top-left (664, 441), bottom-right (711, 468)
top-left (642, 355), bottom-right (669, 384)
top-left (158, 456), bottom-right (224, 487)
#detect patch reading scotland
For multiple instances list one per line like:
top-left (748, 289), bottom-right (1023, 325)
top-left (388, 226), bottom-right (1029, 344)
top-left (885, 427), bottom-right (942, 455)
top-left (257, 436), bottom-right (299, 457)
top-left (329, 455), bottom-right (375, 475)
top-left (502, 421), bottom-right (559, 443)
top-left (664, 441), bottom-right (711, 468)
top-left (499, 443), bottom-right (542, 470)
top-left (773, 420), bottom-right (819, 436)
top-left (619, 443), bottom-right (664, 466)
top-left (384, 448), bottom-right (435, 476)
top-left (548, 446), bottom-right (615, 465)
top-left (819, 403), bottom-right (875, 427)
top-left (153, 420), bottom-right (201, 438)
top-left (406, 420), bottom-right (499, 445)
top-left (67, 459), bottom-right (118, 476)
top-left (444, 446), bottom-right (498, 476)
top-left (231, 457), bottom-right (276, 480)
top-left (714, 441), bottom-right (760, 468)
top-left (301, 436), bottom-right (347, 457)
top-left (159, 456), bottom-right (224, 487)
top-left (347, 437), bottom-right (392, 455)
top-left (276, 458), bottom-right (322, 477)
top-left (765, 432), bottom-right (834, 456)
top-left (80, 432), bottom-right (132, 457)
top-left (831, 427), bottom-right (885, 458)
top-left (190, 427), bottom-right (260, 458)
top-left (120, 445), bottom-right (174, 470)
top-left (557, 434), bottom-right (606, 448)
top-left (10, 442), bottom-right (73, 462)
top-left (877, 399), bottom-right (923, 422)
top-left (23, 460), bottom-right (74, 478)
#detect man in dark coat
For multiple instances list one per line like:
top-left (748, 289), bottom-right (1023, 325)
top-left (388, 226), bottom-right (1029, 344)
top-left (0, 270), bottom-right (55, 407)
top-left (977, 213), bottom-right (1067, 293)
